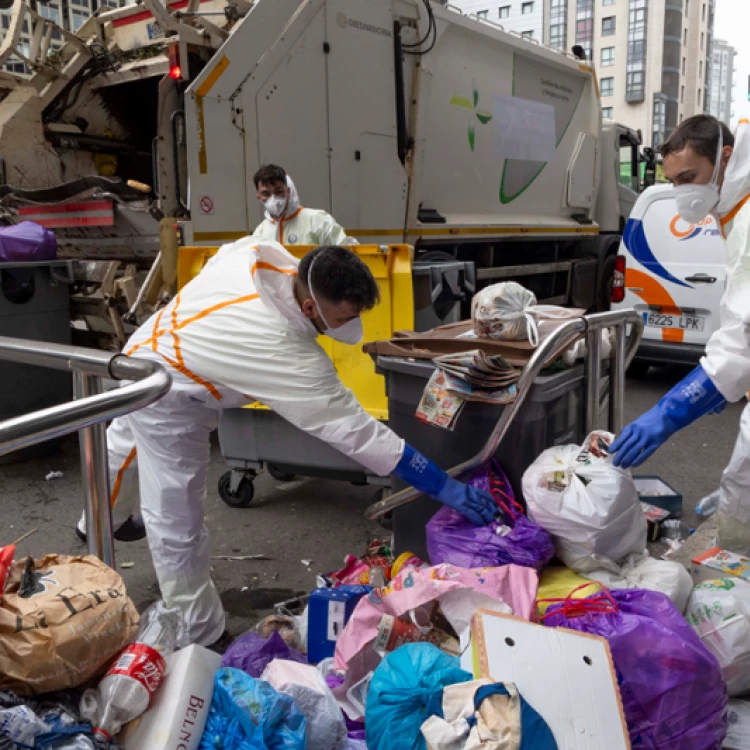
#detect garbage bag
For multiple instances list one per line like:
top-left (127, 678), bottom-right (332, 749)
top-left (198, 667), bottom-right (305, 750)
top-left (472, 282), bottom-right (538, 342)
top-left (543, 588), bottom-right (727, 749)
top-left (261, 660), bottom-right (347, 750)
top-left (222, 631), bottom-right (307, 678)
top-left (534, 566), bottom-right (602, 617)
top-left (0, 222), bottom-right (57, 263)
top-left (521, 432), bottom-right (647, 573)
top-left (685, 578), bottom-right (750, 697)
top-left (725, 700), bottom-right (750, 750)
top-left (0, 555), bottom-right (139, 695)
top-left (426, 460), bottom-right (554, 571)
top-left (586, 554), bottom-right (694, 613)
top-left (365, 643), bottom-right (473, 750)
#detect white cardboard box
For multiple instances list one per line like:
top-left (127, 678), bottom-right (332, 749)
top-left (118, 644), bottom-right (221, 750)
top-left (690, 547), bottom-right (750, 585)
top-left (462, 610), bottom-right (630, 749)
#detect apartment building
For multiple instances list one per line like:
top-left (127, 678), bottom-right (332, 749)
top-left (1, 0), bottom-right (125, 75)
top-left (450, 0), bottom-right (545, 40)
top-left (708, 39), bottom-right (735, 124)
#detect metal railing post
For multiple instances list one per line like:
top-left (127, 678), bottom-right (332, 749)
top-left (74, 372), bottom-right (115, 567)
top-left (608, 324), bottom-right (627, 434)
top-left (585, 327), bottom-right (602, 434)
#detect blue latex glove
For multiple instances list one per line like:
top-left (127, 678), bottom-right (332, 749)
top-left (393, 444), bottom-right (496, 526)
top-left (610, 364), bottom-right (726, 469)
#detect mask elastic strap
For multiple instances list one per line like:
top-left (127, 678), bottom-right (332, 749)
top-left (711, 124), bottom-right (724, 185)
top-left (307, 254), bottom-right (330, 331)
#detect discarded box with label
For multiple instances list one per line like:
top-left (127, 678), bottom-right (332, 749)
top-left (118, 644), bottom-right (221, 750)
top-left (461, 609), bottom-right (629, 749)
top-left (641, 501), bottom-right (670, 542)
top-left (691, 547), bottom-right (750, 585)
top-left (634, 475), bottom-right (682, 518)
top-left (307, 585), bottom-right (371, 664)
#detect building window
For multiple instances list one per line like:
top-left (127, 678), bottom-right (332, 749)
top-left (683, 28), bottom-right (687, 45)
top-left (680, 85), bottom-right (685, 103)
top-left (685, 0), bottom-right (689, 13)
top-left (653, 93), bottom-right (667, 148)
top-left (682, 57), bottom-right (686, 75)
top-left (550, 23), bottom-right (566, 48)
top-left (699, 60), bottom-right (702, 77)
top-left (603, 0), bottom-right (615, 4)
top-left (601, 77), bottom-right (614, 96)
top-left (521, 30), bottom-right (534, 37)
top-left (602, 16), bottom-right (615, 35)
top-left (602, 107), bottom-right (614, 119)
top-left (39, 4), bottom-right (61, 23)
top-left (601, 47), bottom-right (614, 66)
top-left (702, 3), bottom-right (706, 21)
top-left (626, 71), bottom-right (644, 95)
top-left (701, 32), bottom-right (704, 50)
top-left (549, 0), bottom-right (567, 49)
top-left (626, 0), bottom-right (647, 101)
top-left (522, 1), bottom-right (534, 14)
top-left (698, 88), bottom-right (702, 107)
top-left (680, 113), bottom-right (684, 123)
top-left (476, 10), bottom-right (488, 18)
top-left (499, 5), bottom-right (510, 18)
top-left (71, 8), bottom-right (88, 29)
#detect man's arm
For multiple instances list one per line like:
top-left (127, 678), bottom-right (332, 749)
top-left (313, 213), bottom-right (358, 246)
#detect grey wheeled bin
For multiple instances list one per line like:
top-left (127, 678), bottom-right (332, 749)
top-left (377, 357), bottom-right (589, 559)
top-left (0, 262), bottom-right (72, 422)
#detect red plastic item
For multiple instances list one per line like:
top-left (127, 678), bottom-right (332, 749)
top-left (0, 545), bottom-right (16, 596)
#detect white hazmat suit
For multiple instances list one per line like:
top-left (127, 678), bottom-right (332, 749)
top-left (253, 177), bottom-right (353, 246)
top-left (85, 240), bottom-right (404, 645)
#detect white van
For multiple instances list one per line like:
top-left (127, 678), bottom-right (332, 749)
top-left (611, 183), bottom-right (727, 374)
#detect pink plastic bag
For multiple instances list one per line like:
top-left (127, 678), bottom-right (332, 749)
top-left (333, 563), bottom-right (537, 689)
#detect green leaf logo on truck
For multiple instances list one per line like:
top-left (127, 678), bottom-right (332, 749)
top-left (450, 86), bottom-right (492, 152)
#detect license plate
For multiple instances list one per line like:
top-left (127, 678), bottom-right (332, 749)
top-left (643, 312), bottom-right (705, 331)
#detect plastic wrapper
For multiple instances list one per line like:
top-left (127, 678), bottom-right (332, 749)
top-left (586, 554), bottom-right (694, 613)
top-left (198, 667), bottom-right (305, 750)
top-left (696, 489), bottom-right (720, 518)
top-left (725, 700), bottom-right (750, 750)
top-left (426, 460), bottom-right (554, 571)
top-left (522, 432), bottom-right (647, 573)
top-left (221, 630), bottom-right (307, 678)
top-left (261, 660), bottom-right (347, 750)
top-left (471, 282), bottom-right (538, 341)
top-left (365, 643), bottom-right (473, 750)
top-left (685, 578), bottom-right (750, 697)
top-left (543, 588), bottom-right (727, 749)
top-left (0, 222), bottom-right (57, 263)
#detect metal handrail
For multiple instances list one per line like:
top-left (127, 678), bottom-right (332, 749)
top-left (0, 337), bottom-right (172, 566)
top-left (365, 309), bottom-right (644, 520)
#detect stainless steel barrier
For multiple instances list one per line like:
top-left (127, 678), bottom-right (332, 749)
top-left (0, 337), bottom-right (171, 566)
top-left (365, 309), bottom-right (644, 520)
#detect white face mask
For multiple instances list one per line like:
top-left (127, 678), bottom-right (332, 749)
top-left (308, 255), bottom-right (364, 345)
top-left (263, 194), bottom-right (287, 218)
top-left (674, 126), bottom-right (723, 224)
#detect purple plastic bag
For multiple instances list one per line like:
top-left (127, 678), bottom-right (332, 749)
top-left (0, 221), bottom-right (57, 263)
top-left (221, 630), bottom-right (307, 678)
top-left (325, 672), bottom-right (366, 739)
top-left (426, 460), bottom-right (555, 571)
top-left (543, 588), bottom-right (728, 750)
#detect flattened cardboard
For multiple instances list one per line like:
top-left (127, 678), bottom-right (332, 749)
top-left (463, 609), bottom-right (630, 749)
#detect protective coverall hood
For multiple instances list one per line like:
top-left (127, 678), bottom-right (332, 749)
top-left (716, 119), bottom-right (750, 219)
top-left (263, 175), bottom-right (302, 223)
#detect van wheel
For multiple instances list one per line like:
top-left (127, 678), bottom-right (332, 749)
top-left (627, 361), bottom-right (651, 379)
top-left (597, 254), bottom-right (617, 312)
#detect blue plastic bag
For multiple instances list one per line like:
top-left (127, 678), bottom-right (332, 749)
top-left (365, 644), bottom-right (473, 750)
top-left (199, 667), bottom-right (306, 750)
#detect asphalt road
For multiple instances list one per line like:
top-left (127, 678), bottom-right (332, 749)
top-left (1, 363), bottom-right (743, 637)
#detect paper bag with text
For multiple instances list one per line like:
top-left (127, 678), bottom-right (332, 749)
top-left (0, 554), bottom-right (139, 695)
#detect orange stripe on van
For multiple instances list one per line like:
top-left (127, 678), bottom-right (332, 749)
top-left (625, 268), bottom-right (684, 343)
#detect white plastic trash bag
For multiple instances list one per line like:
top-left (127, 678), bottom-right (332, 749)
top-left (586, 554), bottom-right (694, 613)
top-left (261, 660), bottom-right (347, 750)
top-left (725, 700), bottom-right (750, 750)
top-left (685, 578), bottom-right (750, 697)
top-left (472, 282), bottom-right (538, 343)
top-left (521, 431), bottom-right (647, 573)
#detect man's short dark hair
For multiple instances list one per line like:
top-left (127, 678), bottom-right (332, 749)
top-left (299, 246), bottom-right (380, 312)
top-left (661, 115), bottom-right (735, 164)
top-left (253, 164), bottom-right (287, 188)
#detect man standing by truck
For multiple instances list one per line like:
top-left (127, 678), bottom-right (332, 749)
top-left (610, 115), bottom-right (750, 551)
top-left (252, 164), bottom-right (355, 246)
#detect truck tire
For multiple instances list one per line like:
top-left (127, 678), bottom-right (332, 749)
top-left (597, 253), bottom-right (617, 312)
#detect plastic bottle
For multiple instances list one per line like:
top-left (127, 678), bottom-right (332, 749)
top-left (80, 601), bottom-right (183, 740)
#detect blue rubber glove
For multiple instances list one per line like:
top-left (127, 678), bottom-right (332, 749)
top-left (392, 444), bottom-right (496, 526)
top-left (610, 364), bottom-right (726, 469)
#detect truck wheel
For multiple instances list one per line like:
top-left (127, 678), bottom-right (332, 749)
top-left (218, 471), bottom-right (255, 508)
top-left (597, 254), bottom-right (617, 312)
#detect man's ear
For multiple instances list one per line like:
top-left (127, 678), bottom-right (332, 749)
top-left (722, 145), bottom-right (734, 169)
top-left (300, 297), bottom-right (317, 320)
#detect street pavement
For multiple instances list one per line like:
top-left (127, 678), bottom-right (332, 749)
top-left (1, 362), bottom-right (743, 636)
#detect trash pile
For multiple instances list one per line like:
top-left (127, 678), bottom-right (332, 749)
top-left (3, 428), bottom-right (749, 749)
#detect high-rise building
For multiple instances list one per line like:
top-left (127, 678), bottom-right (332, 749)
top-left (708, 39), bottom-right (735, 125)
top-left (542, 0), bottom-right (714, 148)
top-left (449, 0), bottom-right (545, 41)
top-left (1, 0), bottom-right (125, 76)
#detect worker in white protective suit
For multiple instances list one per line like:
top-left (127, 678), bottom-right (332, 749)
top-left (77, 242), bottom-right (495, 647)
top-left (252, 164), bottom-right (355, 246)
top-left (610, 114), bottom-right (750, 552)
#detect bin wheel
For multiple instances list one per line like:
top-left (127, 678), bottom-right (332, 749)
top-left (267, 464), bottom-right (296, 482)
top-left (218, 471), bottom-right (255, 508)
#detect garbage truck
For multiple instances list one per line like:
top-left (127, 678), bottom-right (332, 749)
top-left (0, 0), bottom-right (646, 340)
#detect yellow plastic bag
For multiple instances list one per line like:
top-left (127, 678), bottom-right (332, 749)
top-left (535, 566), bottom-right (602, 617)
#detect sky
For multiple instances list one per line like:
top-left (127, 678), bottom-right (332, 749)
top-left (714, 0), bottom-right (750, 126)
